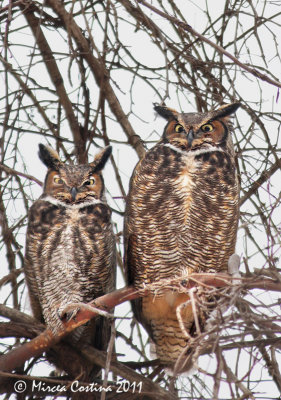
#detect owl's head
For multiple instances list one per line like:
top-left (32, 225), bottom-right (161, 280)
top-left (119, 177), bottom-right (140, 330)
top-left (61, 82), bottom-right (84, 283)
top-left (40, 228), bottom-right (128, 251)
top-left (154, 103), bottom-right (240, 152)
top-left (38, 144), bottom-right (112, 204)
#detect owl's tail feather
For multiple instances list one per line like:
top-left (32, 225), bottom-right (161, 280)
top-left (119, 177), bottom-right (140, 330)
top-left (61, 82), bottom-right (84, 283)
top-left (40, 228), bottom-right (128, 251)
top-left (150, 316), bottom-right (199, 375)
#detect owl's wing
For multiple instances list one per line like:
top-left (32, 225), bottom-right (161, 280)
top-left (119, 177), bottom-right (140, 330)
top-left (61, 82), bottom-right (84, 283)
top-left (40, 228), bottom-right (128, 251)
top-left (124, 219), bottom-right (156, 342)
top-left (24, 200), bottom-right (48, 321)
top-left (24, 256), bottom-right (43, 321)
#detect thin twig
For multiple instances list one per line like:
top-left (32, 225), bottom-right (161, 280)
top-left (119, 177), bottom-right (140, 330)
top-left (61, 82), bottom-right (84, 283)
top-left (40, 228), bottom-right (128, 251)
top-left (138, 0), bottom-right (281, 89)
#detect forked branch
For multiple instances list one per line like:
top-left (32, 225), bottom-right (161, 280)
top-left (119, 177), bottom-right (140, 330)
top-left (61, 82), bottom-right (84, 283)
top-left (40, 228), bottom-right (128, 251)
top-left (0, 272), bottom-right (280, 374)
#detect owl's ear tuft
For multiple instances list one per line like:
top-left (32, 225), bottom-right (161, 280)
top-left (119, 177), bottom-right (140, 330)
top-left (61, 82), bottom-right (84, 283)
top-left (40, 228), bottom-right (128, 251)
top-left (38, 144), bottom-right (61, 170)
top-left (90, 146), bottom-right (112, 172)
top-left (154, 103), bottom-right (179, 121)
top-left (215, 103), bottom-right (241, 119)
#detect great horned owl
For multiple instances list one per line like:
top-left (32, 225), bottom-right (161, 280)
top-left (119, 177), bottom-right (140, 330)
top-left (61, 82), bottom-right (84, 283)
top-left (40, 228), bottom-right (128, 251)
top-left (124, 103), bottom-right (240, 373)
top-left (24, 144), bottom-right (116, 354)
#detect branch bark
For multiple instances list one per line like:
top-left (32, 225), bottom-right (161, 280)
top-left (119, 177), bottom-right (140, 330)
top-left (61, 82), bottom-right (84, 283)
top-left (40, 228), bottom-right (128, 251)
top-left (0, 286), bottom-right (136, 373)
top-left (0, 273), bottom-right (280, 374)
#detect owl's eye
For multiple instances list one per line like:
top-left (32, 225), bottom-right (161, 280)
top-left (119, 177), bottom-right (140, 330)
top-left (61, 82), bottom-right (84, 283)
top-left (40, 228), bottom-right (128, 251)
top-left (201, 123), bottom-right (214, 132)
top-left (84, 177), bottom-right (95, 186)
top-left (174, 124), bottom-right (184, 133)
top-left (53, 176), bottom-right (64, 185)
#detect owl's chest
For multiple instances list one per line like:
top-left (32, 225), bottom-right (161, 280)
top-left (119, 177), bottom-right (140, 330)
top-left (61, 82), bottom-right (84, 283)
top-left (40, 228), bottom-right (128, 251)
top-left (129, 149), bottom-right (195, 227)
top-left (150, 147), bottom-right (236, 192)
top-left (29, 199), bottom-right (111, 238)
top-left (130, 147), bottom-right (237, 227)
top-left (133, 147), bottom-right (193, 195)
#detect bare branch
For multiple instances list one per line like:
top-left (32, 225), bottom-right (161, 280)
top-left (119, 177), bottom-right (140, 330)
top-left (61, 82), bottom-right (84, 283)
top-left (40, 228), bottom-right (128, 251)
top-left (138, 0), bottom-right (281, 89)
top-left (0, 273), bottom-right (280, 373)
top-left (21, 3), bottom-right (85, 161)
top-left (45, 0), bottom-right (146, 159)
top-left (0, 164), bottom-right (43, 186)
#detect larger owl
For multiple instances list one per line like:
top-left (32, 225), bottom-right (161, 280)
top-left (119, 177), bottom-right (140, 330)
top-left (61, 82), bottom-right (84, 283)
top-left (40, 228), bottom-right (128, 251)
top-left (124, 103), bottom-right (240, 373)
top-left (24, 144), bottom-right (115, 357)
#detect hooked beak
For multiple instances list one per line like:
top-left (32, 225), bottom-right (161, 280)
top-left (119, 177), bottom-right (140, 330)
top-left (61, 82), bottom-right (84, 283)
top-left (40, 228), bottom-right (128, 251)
top-left (70, 187), bottom-right (78, 201)
top-left (187, 128), bottom-right (195, 146)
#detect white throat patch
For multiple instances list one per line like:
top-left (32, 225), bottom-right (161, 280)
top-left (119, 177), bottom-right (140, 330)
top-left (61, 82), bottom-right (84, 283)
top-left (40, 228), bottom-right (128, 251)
top-left (163, 143), bottom-right (224, 157)
top-left (42, 195), bottom-right (104, 209)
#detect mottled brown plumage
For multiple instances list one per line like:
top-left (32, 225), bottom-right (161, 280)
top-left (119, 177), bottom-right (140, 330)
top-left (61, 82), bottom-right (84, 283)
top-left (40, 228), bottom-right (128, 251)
top-left (124, 103), bottom-right (240, 373)
top-left (24, 144), bottom-right (116, 358)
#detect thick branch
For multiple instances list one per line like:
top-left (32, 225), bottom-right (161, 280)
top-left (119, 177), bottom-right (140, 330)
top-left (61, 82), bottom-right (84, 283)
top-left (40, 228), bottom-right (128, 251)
top-left (0, 273), bottom-right (280, 374)
top-left (0, 286), bottom-right (136, 373)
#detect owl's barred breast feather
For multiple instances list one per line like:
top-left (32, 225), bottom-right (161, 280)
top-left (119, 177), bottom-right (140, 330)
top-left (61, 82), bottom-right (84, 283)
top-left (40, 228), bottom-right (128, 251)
top-left (26, 198), bottom-right (115, 336)
top-left (127, 145), bottom-right (238, 284)
top-left (124, 103), bottom-right (240, 373)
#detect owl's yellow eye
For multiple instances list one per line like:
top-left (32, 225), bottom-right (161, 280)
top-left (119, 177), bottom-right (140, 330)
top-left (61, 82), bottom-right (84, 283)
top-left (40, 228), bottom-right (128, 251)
top-left (174, 124), bottom-right (184, 133)
top-left (84, 177), bottom-right (95, 186)
top-left (53, 176), bottom-right (64, 184)
top-left (201, 123), bottom-right (214, 132)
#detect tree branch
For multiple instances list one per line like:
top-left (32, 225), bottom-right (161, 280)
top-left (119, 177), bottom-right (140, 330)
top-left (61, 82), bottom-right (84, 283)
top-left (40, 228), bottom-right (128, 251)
top-left (45, 0), bottom-right (146, 159)
top-left (0, 286), bottom-right (136, 373)
top-left (240, 157), bottom-right (281, 205)
top-left (0, 55), bottom-right (58, 138)
top-left (0, 164), bottom-right (43, 186)
top-left (137, 0), bottom-right (281, 89)
top-left (0, 273), bottom-right (280, 374)
top-left (21, 3), bottom-right (85, 162)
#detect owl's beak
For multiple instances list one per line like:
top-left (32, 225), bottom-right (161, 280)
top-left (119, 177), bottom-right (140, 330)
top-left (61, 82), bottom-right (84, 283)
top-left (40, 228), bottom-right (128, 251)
top-left (70, 187), bottom-right (78, 201)
top-left (187, 128), bottom-right (195, 146)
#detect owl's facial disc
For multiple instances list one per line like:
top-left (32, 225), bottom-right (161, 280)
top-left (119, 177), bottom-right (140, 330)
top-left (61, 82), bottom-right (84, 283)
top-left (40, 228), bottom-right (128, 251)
top-left (69, 175), bottom-right (97, 202)
top-left (164, 121), bottom-right (199, 150)
top-left (173, 123), bottom-right (195, 146)
top-left (44, 169), bottom-right (101, 203)
top-left (196, 120), bottom-right (228, 145)
top-left (164, 118), bottom-right (228, 151)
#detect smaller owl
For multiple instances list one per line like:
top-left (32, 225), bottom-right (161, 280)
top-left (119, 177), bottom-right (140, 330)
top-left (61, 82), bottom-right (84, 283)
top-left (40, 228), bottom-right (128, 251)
top-left (24, 144), bottom-right (116, 355)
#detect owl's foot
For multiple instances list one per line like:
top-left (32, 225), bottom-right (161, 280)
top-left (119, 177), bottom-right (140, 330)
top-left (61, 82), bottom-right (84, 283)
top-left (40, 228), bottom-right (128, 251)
top-left (59, 302), bottom-right (114, 324)
top-left (58, 304), bottom-right (80, 323)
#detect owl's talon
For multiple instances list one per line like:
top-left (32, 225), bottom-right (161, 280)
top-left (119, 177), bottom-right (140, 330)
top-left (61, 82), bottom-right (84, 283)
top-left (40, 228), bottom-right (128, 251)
top-left (58, 308), bottom-right (80, 323)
